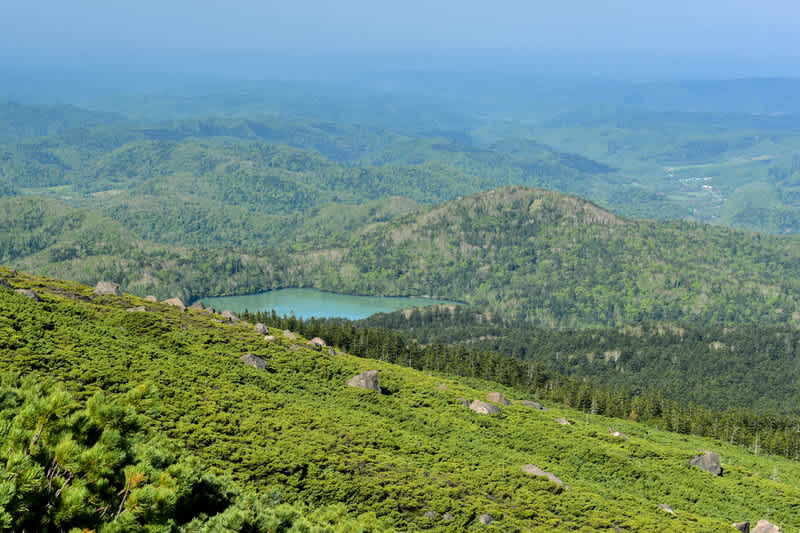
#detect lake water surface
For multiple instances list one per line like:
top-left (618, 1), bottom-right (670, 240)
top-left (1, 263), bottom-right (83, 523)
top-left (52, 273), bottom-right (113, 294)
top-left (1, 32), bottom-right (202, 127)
top-left (199, 288), bottom-right (461, 320)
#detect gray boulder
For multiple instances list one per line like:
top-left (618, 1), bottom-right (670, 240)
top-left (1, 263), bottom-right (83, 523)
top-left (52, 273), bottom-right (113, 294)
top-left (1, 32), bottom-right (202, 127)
top-left (478, 514), bottom-right (493, 525)
top-left (458, 398), bottom-right (469, 407)
top-left (556, 417), bottom-right (570, 425)
top-left (126, 306), bottom-right (147, 312)
top-left (283, 329), bottom-right (297, 339)
top-left (752, 520), bottom-right (781, 533)
top-left (609, 428), bottom-right (628, 441)
top-left (15, 288), bottom-right (40, 301)
top-left (658, 503), bottom-right (675, 515)
top-left (487, 392), bottom-right (510, 406)
top-left (164, 297), bottom-right (186, 311)
top-left (423, 511), bottom-right (436, 519)
top-left (690, 451), bottom-right (722, 476)
top-left (264, 335), bottom-right (277, 343)
top-left (254, 323), bottom-right (269, 335)
top-left (348, 370), bottom-right (381, 392)
top-left (328, 347), bottom-right (336, 356)
top-left (469, 400), bottom-right (501, 415)
top-left (443, 512), bottom-right (454, 522)
top-left (732, 522), bottom-right (750, 533)
top-left (240, 353), bottom-right (268, 370)
top-left (94, 281), bottom-right (121, 296)
top-left (145, 295), bottom-right (158, 302)
top-left (310, 337), bottom-right (327, 347)
top-left (221, 310), bottom-right (238, 322)
top-left (520, 400), bottom-right (545, 410)
top-left (522, 464), bottom-right (565, 487)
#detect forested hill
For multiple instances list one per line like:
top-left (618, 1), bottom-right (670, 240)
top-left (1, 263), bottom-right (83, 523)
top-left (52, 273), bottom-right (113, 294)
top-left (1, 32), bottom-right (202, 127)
top-left (4, 187), bottom-right (800, 328)
top-left (2, 269), bottom-right (800, 531)
top-left (292, 186), bottom-right (800, 327)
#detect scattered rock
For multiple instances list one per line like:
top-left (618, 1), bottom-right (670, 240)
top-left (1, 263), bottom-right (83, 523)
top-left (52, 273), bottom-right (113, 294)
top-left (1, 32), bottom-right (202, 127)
top-left (189, 301), bottom-right (206, 311)
top-left (254, 323), bottom-right (269, 335)
top-left (0, 277), bottom-right (11, 288)
top-left (423, 511), bottom-right (436, 519)
top-left (328, 347), bottom-right (335, 356)
top-left (126, 306), bottom-right (147, 312)
top-left (145, 295), bottom-right (158, 302)
top-left (289, 344), bottom-right (299, 351)
top-left (690, 451), bottom-right (722, 476)
top-left (264, 335), bottom-right (277, 343)
top-left (15, 288), bottom-right (40, 301)
top-left (221, 310), bottom-right (238, 322)
top-left (520, 400), bottom-right (545, 410)
top-left (478, 514), bottom-right (493, 525)
top-left (163, 297), bottom-right (186, 311)
top-left (732, 522), bottom-right (750, 533)
top-left (437, 383), bottom-right (448, 391)
top-left (458, 398), bottom-right (469, 407)
top-left (658, 503), bottom-right (675, 515)
top-left (609, 427), bottom-right (628, 441)
top-left (283, 330), bottom-right (297, 339)
top-left (556, 417), bottom-right (570, 425)
top-left (94, 281), bottom-right (121, 296)
top-left (469, 400), bottom-right (501, 415)
top-left (310, 337), bottom-right (327, 347)
top-left (443, 512), bottom-right (454, 522)
top-left (487, 392), bottom-right (510, 405)
top-left (522, 464), bottom-right (565, 487)
top-left (752, 520), bottom-right (781, 533)
top-left (347, 370), bottom-right (381, 392)
top-left (240, 353), bottom-right (268, 370)
top-left (306, 341), bottom-right (322, 351)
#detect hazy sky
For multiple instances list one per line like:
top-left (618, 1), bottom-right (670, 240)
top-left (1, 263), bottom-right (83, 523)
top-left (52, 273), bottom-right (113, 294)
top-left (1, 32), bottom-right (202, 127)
top-left (2, 0), bottom-right (799, 78)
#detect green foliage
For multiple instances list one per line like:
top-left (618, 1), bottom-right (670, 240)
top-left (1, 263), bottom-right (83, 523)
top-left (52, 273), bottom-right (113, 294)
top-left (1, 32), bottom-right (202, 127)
top-left (2, 270), bottom-right (800, 531)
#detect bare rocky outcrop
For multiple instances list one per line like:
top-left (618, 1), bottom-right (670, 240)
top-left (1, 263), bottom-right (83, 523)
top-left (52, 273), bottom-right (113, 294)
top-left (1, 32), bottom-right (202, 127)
top-left (240, 353), bottom-right (268, 370)
top-left (189, 301), bottom-right (206, 311)
top-left (254, 323), bottom-right (269, 335)
top-left (556, 417), bottom-right (570, 425)
top-left (283, 330), bottom-right (297, 339)
top-left (347, 370), bottom-right (381, 392)
top-left (752, 520), bottom-right (781, 533)
top-left (163, 297), bottom-right (186, 311)
top-left (658, 503), bottom-right (675, 515)
top-left (487, 392), bottom-right (510, 406)
top-left (732, 522), bottom-right (750, 533)
top-left (221, 310), bottom-right (238, 322)
top-left (264, 335), bottom-right (277, 343)
top-left (519, 400), bottom-right (545, 410)
top-left (690, 451), bottom-right (722, 476)
top-left (478, 514), bottom-right (493, 525)
top-left (310, 337), bottom-right (327, 347)
top-left (94, 281), bottom-right (121, 296)
top-left (15, 288), bottom-right (40, 301)
top-left (522, 464), bottom-right (565, 487)
top-left (469, 400), bottom-right (501, 415)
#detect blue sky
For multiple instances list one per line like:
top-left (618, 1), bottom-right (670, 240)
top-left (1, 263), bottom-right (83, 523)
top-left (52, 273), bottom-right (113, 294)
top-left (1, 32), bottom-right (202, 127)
top-left (2, 0), bottom-right (799, 78)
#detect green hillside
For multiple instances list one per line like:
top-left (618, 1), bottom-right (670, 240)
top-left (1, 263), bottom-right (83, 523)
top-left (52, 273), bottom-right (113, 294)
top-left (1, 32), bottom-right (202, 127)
top-left (1, 269), bottom-right (799, 531)
top-left (4, 186), bottom-right (800, 329)
top-left (288, 186), bottom-right (800, 327)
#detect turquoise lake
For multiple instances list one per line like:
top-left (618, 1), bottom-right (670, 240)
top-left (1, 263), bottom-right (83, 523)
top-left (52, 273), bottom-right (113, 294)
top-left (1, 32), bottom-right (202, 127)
top-left (198, 288), bottom-right (461, 320)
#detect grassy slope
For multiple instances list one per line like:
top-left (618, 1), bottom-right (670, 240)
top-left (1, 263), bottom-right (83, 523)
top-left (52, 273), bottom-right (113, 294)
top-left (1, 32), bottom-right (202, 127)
top-left (1, 269), bottom-right (799, 531)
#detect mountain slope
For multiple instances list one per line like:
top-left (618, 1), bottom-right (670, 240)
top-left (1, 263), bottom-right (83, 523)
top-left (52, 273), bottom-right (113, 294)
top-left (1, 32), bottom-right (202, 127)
top-left (1, 269), bottom-right (799, 531)
top-left (290, 186), bottom-right (800, 327)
